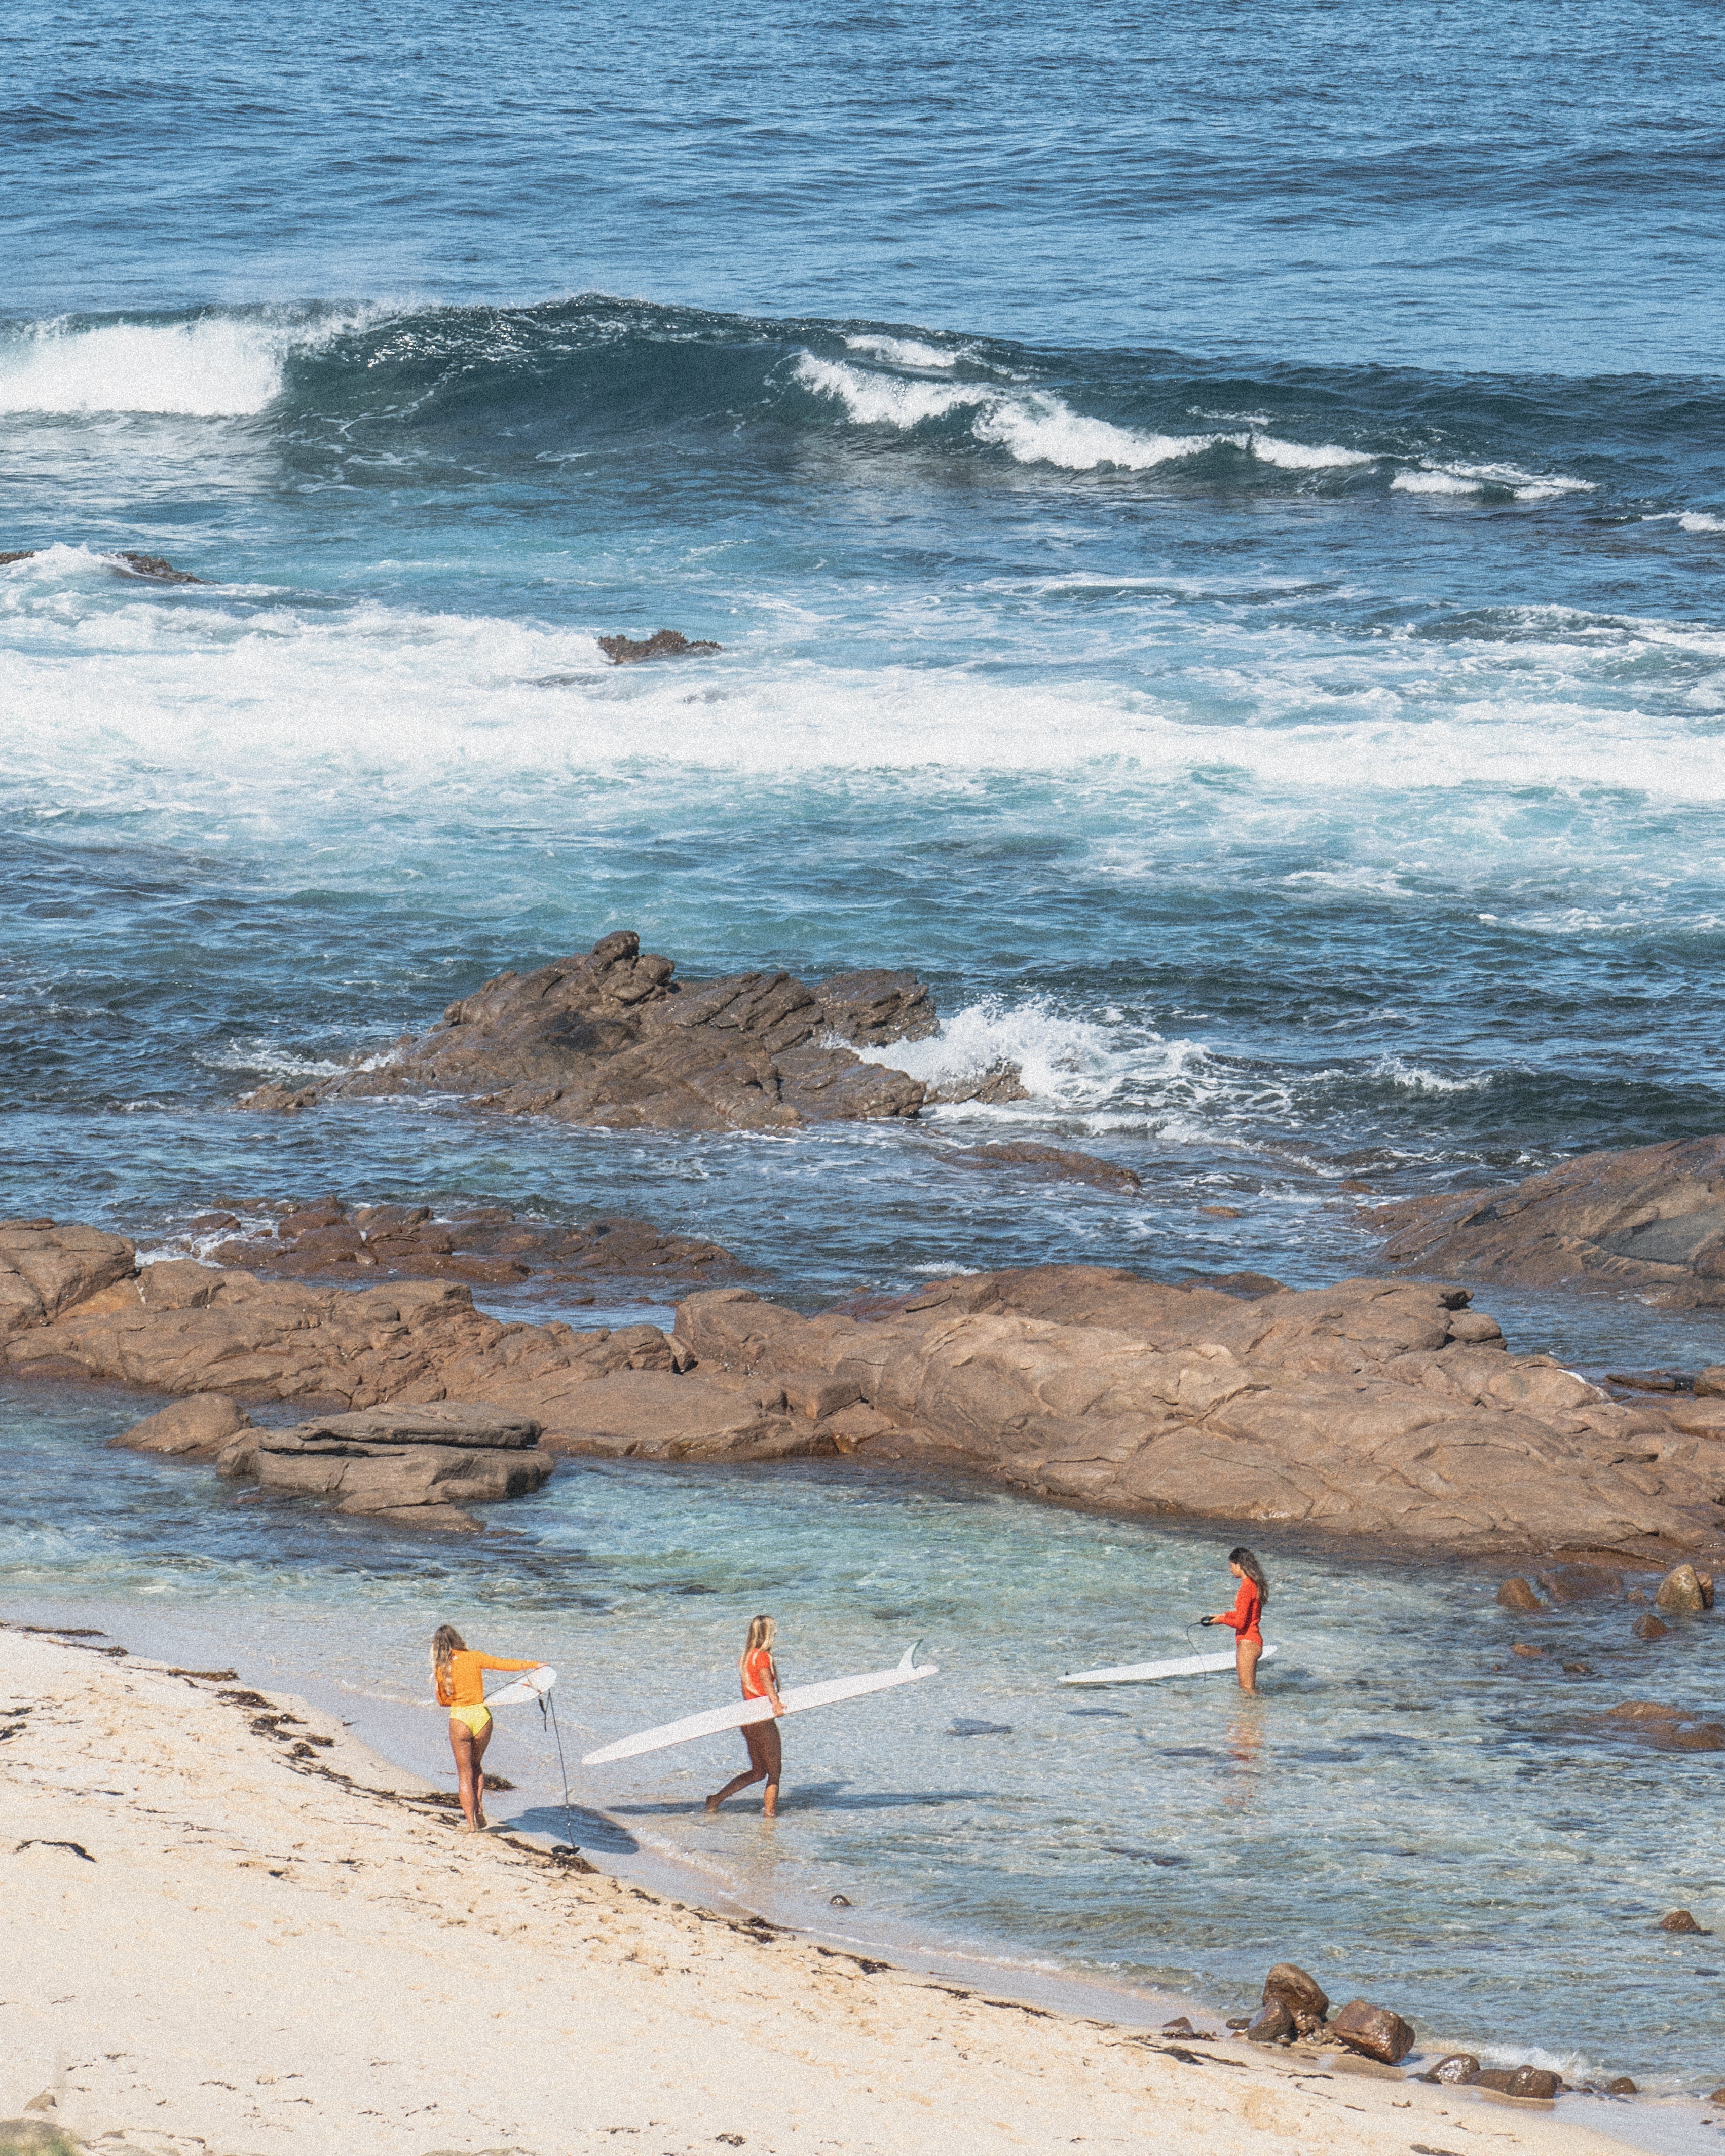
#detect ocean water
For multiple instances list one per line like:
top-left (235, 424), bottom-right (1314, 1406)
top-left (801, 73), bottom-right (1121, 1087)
top-left (4, 0), bottom-right (1724, 2102)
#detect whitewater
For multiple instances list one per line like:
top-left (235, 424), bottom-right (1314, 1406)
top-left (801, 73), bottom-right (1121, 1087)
top-left (4, 0), bottom-right (1725, 2116)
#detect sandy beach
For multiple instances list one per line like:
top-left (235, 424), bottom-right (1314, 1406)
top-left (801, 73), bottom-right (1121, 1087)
top-left (1, 1627), bottom-right (1652, 2156)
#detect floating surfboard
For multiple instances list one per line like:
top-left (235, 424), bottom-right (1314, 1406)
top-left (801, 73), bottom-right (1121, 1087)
top-left (1061, 1645), bottom-right (1279, 1686)
top-left (582, 1641), bottom-right (938, 1765)
top-left (483, 1665), bottom-right (557, 1708)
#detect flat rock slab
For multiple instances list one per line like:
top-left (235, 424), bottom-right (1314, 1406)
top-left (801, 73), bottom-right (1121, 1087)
top-left (268, 1405), bottom-right (544, 1451)
top-left (1370, 1133), bottom-right (1725, 1308)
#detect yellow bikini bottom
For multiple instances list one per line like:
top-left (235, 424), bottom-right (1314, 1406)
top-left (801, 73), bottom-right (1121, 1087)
top-left (448, 1703), bottom-right (493, 1738)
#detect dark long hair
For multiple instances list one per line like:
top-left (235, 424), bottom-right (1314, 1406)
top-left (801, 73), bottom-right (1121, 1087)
top-left (1228, 1547), bottom-right (1269, 1606)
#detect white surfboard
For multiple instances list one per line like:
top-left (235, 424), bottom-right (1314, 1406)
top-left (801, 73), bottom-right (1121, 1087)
top-left (582, 1641), bottom-right (938, 1765)
top-left (483, 1666), bottom-right (557, 1708)
top-left (1061, 1644), bottom-right (1279, 1686)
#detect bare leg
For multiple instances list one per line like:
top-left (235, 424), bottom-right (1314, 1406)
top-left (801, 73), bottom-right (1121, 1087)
top-left (757, 1719), bottom-right (781, 1819)
top-left (449, 1718), bottom-right (494, 1828)
top-left (1236, 1638), bottom-right (1263, 1694)
top-left (707, 1722), bottom-right (781, 1813)
top-left (471, 1717), bottom-right (494, 1827)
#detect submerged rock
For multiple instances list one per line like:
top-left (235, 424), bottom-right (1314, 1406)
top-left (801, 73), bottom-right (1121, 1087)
top-left (597, 628), bottom-right (721, 663)
top-left (239, 930), bottom-right (938, 1132)
top-left (1497, 1576), bottom-right (1543, 1611)
top-left (1632, 1613), bottom-right (1669, 1639)
top-left (1370, 1133), bottom-right (1725, 1308)
top-left (1657, 1908), bottom-right (1708, 1933)
top-left (1538, 1563), bottom-right (1624, 1603)
top-left (182, 1194), bottom-right (740, 1294)
top-left (941, 1141), bottom-right (1141, 1191)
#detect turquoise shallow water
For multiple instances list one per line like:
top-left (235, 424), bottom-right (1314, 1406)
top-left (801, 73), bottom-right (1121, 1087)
top-left (5, 1377), bottom-right (1721, 2093)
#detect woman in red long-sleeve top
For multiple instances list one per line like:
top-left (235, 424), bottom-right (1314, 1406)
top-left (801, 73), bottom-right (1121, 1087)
top-left (1203, 1547), bottom-right (1269, 1693)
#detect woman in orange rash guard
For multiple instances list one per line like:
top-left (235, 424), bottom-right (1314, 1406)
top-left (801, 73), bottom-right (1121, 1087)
top-left (705, 1613), bottom-right (786, 1818)
top-left (431, 1624), bottom-right (543, 1831)
top-left (1202, 1547), bottom-right (1269, 1692)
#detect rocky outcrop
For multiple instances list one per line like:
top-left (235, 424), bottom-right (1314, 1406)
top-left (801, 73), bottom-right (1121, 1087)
top-left (671, 1265), bottom-right (1725, 1558)
top-left (597, 628), bottom-right (721, 663)
top-left (1371, 1135), bottom-right (1725, 1307)
top-left (9, 1221), bottom-right (1725, 1559)
top-left (240, 1405), bottom-right (556, 1530)
top-left (170, 1196), bottom-right (740, 1295)
top-left (238, 931), bottom-right (961, 1131)
top-left (1, 549), bottom-right (202, 582)
top-left (1, 1219), bottom-right (137, 1336)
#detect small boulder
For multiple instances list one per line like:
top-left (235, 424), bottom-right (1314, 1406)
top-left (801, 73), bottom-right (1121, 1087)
top-left (1247, 1997), bottom-right (1296, 2045)
top-left (1633, 1614), bottom-right (1669, 1641)
top-left (1707, 2084), bottom-right (1725, 2104)
top-left (1606, 2077), bottom-right (1638, 2095)
top-left (1429, 2053), bottom-right (1480, 2084)
top-left (1658, 1909), bottom-right (1707, 1934)
top-left (1329, 1998), bottom-right (1415, 2065)
top-left (1262, 1961), bottom-right (1330, 2034)
top-left (1496, 1577), bottom-right (1542, 1612)
top-left (1695, 1366), bottom-right (1725, 1397)
top-left (111, 1393), bottom-right (250, 1458)
top-left (1511, 1641), bottom-right (1545, 1657)
top-left (1656, 1563), bottom-right (1708, 1614)
top-left (1471, 2065), bottom-right (1560, 2099)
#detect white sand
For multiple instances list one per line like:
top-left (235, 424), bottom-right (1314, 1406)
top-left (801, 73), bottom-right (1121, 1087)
top-left (0, 1631), bottom-right (1639, 2156)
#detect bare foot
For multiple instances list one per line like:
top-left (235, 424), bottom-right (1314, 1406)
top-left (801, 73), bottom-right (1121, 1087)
top-left (704, 1795), bottom-right (723, 1813)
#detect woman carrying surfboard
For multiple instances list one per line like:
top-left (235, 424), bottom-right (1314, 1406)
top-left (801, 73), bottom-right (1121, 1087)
top-left (705, 1615), bottom-right (785, 1818)
top-left (432, 1624), bottom-right (543, 1832)
top-left (1201, 1548), bottom-right (1269, 1693)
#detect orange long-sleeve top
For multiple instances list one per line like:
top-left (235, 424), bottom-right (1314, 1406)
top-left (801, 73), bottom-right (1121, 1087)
top-left (1214, 1578), bottom-right (1263, 1644)
top-left (435, 1650), bottom-right (537, 1707)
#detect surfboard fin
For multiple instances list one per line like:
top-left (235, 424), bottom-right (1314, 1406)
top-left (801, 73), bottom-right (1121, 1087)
top-left (898, 1638), bottom-right (925, 1671)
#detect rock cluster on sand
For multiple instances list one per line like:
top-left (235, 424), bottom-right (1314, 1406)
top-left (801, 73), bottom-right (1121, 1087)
top-left (238, 931), bottom-right (1025, 1129)
top-left (11, 1220), bottom-right (1725, 1559)
top-left (171, 1195), bottom-right (739, 1294)
top-left (1245, 1965), bottom-right (1415, 2066)
top-left (1371, 1133), bottom-right (1725, 1311)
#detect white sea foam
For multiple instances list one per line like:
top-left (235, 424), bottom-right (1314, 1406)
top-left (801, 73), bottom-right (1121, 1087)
top-left (0, 308), bottom-right (374, 418)
top-left (883, 998), bottom-right (1122, 1111)
top-left (844, 334), bottom-right (964, 369)
top-left (794, 354), bottom-right (1372, 476)
top-left (1366, 1054), bottom-right (1493, 1095)
top-left (7, 546), bottom-right (1725, 808)
top-left (1642, 510), bottom-right (1725, 533)
top-left (1393, 459), bottom-right (1594, 502)
top-left (1245, 434), bottom-right (1374, 471)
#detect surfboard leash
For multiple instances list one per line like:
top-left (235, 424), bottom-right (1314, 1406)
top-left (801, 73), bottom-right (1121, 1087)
top-left (539, 1692), bottom-right (581, 1860)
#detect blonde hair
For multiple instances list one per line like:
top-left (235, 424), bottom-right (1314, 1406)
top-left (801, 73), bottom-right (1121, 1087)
top-left (432, 1624), bottom-right (467, 1676)
top-left (744, 1614), bottom-right (775, 1654)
